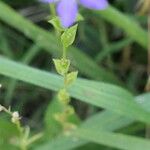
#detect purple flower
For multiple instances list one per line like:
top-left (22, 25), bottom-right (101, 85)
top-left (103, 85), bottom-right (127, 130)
top-left (42, 0), bottom-right (108, 28)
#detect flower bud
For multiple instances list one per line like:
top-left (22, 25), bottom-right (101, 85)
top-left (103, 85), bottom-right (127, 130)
top-left (11, 111), bottom-right (20, 123)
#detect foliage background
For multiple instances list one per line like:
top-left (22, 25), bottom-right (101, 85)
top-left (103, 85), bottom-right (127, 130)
top-left (0, 0), bottom-right (149, 150)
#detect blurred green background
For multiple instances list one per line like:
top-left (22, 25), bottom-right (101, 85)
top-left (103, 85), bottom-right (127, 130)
top-left (0, 0), bottom-right (149, 150)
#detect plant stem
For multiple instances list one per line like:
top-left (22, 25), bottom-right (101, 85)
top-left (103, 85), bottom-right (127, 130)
top-left (49, 4), bottom-right (56, 17)
top-left (15, 121), bottom-right (28, 150)
top-left (145, 4), bottom-right (150, 138)
top-left (62, 46), bottom-right (66, 60)
top-left (148, 11), bottom-right (150, 75)
top-left (27, 133), bottom-right (43, 145)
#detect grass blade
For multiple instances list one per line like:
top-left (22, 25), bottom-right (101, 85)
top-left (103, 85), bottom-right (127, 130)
top-left (0, 56), bottom-right (150, 124)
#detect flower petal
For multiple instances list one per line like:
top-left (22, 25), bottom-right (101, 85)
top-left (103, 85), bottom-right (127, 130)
top-left (57, 0), bottom-right (78, 28)
top-left (79, 0), bottom-right (108, 10)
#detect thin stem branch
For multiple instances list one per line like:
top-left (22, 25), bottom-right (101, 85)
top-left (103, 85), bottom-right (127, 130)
top-left (148, 11), bottom-right (150, 75)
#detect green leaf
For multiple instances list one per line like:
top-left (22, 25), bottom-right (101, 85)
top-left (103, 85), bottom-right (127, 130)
top-left (61, 24), bottom-right (78, 49)
top-left (74, 128), bottom-right (150, 150)
top-left (76, 13), bottom-right (84, 22)
top-left (48, 17), bottom-right (64, 32)
top-left (53, 59), bottom-right (70, 76)
top-left (65, 71), bottom-right (78, 86)
top-left (35, 94), bottom-right (150, 150)
top-left (4, 44), bottom-right (41, 105)
top-left (44, 96), bottom-right (80, 139)
top-left (0, 57), bottom-right (150, 124)
top-left (0, 118), bottom-right (18, 150)
top-left (95, 38), bottom-right (133, 62)
top-left (44, 97), bottom-right (64, 139)
top-left (97, 6), bottom-right (147, 48)
top-left (0, 1), bottom-right (122, 85)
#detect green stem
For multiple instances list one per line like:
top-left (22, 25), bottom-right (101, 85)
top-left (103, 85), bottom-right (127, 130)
top-left (16, 121), bottom-right (23, 135)
top-left (49, 4), bottom-right (61, 36)
top-left (64, 74), bottom-right (68, 88)
top-left (148, 11), bottom-right (150, 75)
top-left (49, 4), bottom-right (56, 17)
top-left (62, 46), bottom-right (67, 60)
top-left (27, 133), bottom-right (43, 145)
top-left (15, 121), bottom-right (28, 150)
top-left (2, 106), bottom-right (11, 115)
top-left (62, 47), bottom-right (69, 90)
top-left (20, 145), bottom-right (27, 150)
